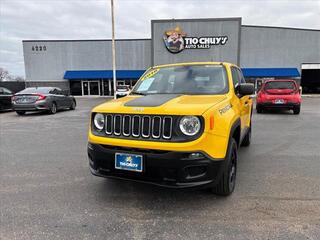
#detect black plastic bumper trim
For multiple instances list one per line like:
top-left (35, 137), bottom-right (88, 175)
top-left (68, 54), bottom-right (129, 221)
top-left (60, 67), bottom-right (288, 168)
top-left (88, 143), bottom-right (225, 189)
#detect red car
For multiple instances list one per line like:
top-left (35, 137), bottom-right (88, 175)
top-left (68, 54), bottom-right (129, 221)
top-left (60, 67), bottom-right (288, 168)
top-left (256, 79), bottom-right (301, 114)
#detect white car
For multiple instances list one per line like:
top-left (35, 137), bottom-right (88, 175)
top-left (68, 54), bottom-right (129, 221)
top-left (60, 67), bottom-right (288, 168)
top-left (116, 85), bottom-right (130, 98)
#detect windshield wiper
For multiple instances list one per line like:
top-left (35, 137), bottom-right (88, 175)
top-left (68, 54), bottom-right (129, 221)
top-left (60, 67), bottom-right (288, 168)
top-left (130, 91), bottom-right (147, 96)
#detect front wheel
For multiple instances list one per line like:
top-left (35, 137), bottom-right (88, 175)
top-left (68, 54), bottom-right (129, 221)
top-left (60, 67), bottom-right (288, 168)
top-left (16, 111), bottom-right (25, 116)
top-left (212, 138), bottom-right (238, 196)
top-left (69, 100), bottom-right (76, 110)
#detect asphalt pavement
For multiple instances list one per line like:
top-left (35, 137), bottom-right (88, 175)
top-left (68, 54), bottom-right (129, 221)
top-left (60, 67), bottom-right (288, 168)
top-left (0, 97), bottom-right (320, 240)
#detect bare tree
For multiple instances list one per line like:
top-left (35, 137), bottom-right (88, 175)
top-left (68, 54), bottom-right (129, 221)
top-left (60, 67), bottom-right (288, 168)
top-left (14, 76), bottom-right (25, 82)
top-left (0, 67), bottom-right (9, 81)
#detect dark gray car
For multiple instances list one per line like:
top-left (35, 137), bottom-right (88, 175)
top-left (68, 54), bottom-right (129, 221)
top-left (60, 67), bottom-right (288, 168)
top-left (0, 87), bottom-right (13, 111)
top-left (12, 87), bottom-right (76, 115)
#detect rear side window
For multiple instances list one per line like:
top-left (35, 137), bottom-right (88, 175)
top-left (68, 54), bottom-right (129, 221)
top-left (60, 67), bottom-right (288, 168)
top-left (265, 81), bottom-right (296, 90)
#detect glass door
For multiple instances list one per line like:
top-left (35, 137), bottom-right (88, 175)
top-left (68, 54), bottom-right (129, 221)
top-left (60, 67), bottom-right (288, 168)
top-left (89, 81), bottom-right (100, 95)
top-left (82, 81), bottom-right (89, 95)
top-left (82, 81), bottom-right (100, 96)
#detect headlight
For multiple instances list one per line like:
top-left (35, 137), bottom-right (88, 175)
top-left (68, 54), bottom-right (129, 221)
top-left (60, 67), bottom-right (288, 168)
top-left (179, 116), bottom-right (201, 136)
top-left (93, 113), bottom-right (105, 131)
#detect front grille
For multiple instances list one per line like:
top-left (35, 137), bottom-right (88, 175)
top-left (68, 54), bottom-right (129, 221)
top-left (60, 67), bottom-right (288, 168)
top-left (103, 114), bottom-right (173, 140)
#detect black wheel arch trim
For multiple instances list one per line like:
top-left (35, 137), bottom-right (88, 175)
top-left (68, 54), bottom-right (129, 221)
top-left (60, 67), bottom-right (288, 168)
top-left (229, 118), bottom-right (241, 147)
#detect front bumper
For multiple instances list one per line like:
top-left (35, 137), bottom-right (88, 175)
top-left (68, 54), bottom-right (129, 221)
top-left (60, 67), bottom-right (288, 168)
top-left (88, 143), bottom-right (225, 189)
top-left (257, 102), bottom-right (300, 109)
top-left (12, 101), bottom-right (50, 111)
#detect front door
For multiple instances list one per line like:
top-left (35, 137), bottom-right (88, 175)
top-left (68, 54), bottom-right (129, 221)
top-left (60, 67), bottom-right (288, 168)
top-left (82, 81), bottom-right (100, 96)
top-left (82, 81), bottom-right (89, 96)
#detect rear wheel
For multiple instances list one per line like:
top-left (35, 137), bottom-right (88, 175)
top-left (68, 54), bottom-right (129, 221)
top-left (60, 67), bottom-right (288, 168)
top-left (241, 126), bottom-right (251, 147)
top-left (212, 138), bottom-right (238, 196)
top-left (256, 105), bottom-right (263, 113)
top-left (293, 106), bottom-right (300, 115)
top-left (49, 102), bottom-right (57, 114)
top-left (16, 111), bottom-right (25, 116)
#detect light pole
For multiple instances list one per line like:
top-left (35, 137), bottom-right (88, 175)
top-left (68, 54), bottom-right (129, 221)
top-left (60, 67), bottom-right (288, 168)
top-left (110, 0), bottom-right (117, 99)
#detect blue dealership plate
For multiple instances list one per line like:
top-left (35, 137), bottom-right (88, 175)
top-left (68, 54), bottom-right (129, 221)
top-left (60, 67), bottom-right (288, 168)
top-left (115, 153), bottom-right (143, 172)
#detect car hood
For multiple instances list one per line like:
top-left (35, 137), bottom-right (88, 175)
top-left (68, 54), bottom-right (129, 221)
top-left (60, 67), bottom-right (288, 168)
top-left (93, 94), bottom-right (227, 115)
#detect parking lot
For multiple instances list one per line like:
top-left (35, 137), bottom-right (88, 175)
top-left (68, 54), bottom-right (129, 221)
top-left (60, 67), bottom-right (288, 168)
top-left (1, 97), bottom-right (320, 240)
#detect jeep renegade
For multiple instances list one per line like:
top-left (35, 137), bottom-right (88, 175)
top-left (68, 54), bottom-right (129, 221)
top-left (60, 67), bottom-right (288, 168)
top-left (88, 62), bottom-right (254, 196)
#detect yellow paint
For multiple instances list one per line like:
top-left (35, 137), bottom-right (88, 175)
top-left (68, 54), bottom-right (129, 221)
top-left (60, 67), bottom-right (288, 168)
top-left (88, 62), bottom-right (252, 160)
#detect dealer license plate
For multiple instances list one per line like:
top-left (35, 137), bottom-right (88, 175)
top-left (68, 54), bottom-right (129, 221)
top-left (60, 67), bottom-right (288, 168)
top-left (115, 153), bottom-right (143, 172)
top-left (275, 99), bottom-right (284, 104)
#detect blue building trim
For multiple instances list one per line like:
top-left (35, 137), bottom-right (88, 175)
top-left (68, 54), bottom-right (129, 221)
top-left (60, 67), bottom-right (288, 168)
top-left (64, 70), bottom-right (145, 80)
top-left (64, 68), bottom-right (300, 80)
top-left (242, 68), bottom-right (300, 78)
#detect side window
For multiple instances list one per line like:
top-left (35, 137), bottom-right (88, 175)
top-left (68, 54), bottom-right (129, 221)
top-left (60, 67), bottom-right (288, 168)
top-left (50, 89), bottom-right (58, 95)
top-left (0, 88), bottom-right (4, 94)
top-left (56, 88), bottom-right (64, 95)
top-left (237, 69), bottom-right (246, 84)
top-left (231, 67), bottom-right (240, 88)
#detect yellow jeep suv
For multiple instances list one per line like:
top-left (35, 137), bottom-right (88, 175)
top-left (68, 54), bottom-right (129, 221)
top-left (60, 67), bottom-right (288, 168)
top-left (88, 62), bottom-right (254, 195)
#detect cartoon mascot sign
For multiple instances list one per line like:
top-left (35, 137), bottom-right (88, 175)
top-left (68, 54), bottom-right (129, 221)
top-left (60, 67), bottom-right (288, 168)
top-left (163, 26), bottom-right (186, 53)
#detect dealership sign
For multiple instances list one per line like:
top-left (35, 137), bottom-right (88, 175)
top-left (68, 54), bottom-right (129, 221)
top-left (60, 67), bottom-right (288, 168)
top-left (163, 26), bottom-right (228, 53)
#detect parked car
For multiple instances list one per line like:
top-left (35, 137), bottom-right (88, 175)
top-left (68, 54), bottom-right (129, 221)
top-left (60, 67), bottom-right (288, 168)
top-left (88, 62), bottom-right (254, 196)
top-left (0, 87), bottom-right (13, 111)
top-left (12, 87), bottom-right (76, 115)
top-left (116, 85), bottom-right (130, 98)
top-left (256, 79), bottom-right (301, 114)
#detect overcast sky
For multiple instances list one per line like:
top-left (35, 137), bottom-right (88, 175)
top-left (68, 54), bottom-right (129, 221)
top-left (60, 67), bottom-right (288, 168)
top-left (0, 0), bottom-right (319, 77)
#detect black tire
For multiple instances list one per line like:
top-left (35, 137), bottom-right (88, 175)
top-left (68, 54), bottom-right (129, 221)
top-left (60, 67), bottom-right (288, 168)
top-left (293, 106), bottom-right (300, 115)
top-left (16, 111), bottom-right (25, 116)
top-left (49, 102), bottom-right (57, 114)
top-left (212, 138), bottom-right (238, 196)
top-left (241, 126), bottom-right (251, 147)
top-left (256, 105), bottom-right (263, 113)
top-left (70, 100), bottom-right (76, 110)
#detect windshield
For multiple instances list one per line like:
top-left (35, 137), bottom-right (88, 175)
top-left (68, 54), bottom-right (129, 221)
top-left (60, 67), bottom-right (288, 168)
top-left (18, 87), bottom-right (53, 94)
top-left (265, 81), bottom-right (296, 90)
top-left (132, 65), bottom-right (228, 95)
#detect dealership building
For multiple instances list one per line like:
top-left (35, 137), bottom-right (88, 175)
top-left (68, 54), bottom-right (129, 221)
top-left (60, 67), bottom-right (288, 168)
top-left (22, 17), bottom-right (320, 96)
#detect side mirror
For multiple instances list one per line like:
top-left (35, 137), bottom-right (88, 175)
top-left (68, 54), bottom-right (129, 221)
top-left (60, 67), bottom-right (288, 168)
top-left (238, 83), bottom-right (255, 96)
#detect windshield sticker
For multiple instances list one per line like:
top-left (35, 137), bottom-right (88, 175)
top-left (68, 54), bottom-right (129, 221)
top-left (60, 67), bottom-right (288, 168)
top-left (137, 77), bottom-right (155, 91)
top-left (140, 69), bottom-right (159, 80)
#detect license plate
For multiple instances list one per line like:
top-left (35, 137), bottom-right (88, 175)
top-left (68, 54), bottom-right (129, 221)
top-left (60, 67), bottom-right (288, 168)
top-left (275, 99), bottom-right (284, 104)
top-left (115, 153), bottom-right (143, 172)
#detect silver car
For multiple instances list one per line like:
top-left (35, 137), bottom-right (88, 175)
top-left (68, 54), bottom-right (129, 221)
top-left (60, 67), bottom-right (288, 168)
top-left (12, 87), bottom-right (76, 115)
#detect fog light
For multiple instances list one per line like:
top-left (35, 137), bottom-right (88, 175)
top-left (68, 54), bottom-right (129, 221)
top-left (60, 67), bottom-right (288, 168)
top-left (188, 152), bottom-right (204, 159)
top-left (185, 165), bottom-right (207, 179)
